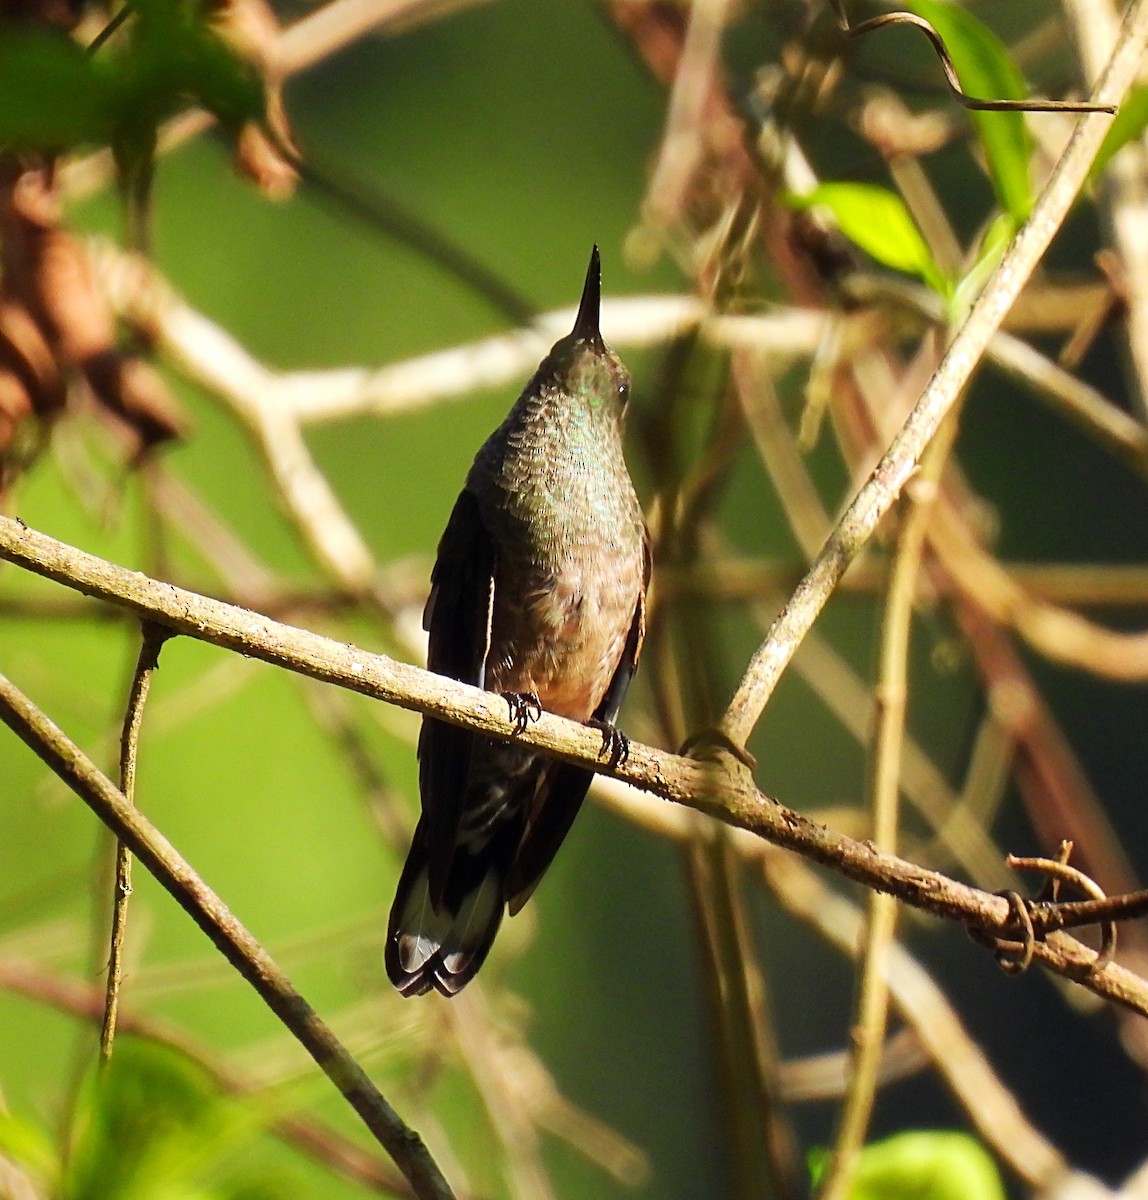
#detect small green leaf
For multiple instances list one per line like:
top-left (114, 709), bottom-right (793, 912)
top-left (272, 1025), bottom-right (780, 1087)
top-left (1091, 85), bottom-right (1148, 181)
top-left (63, 1042), bottom-right (237, 1200)
top-left (124, 2), bottom-right (265, 133)
top-left (0, 1111), bottom-right (59, 1185)
top-left (789, 183), bottom-right (948, 293)
top-left (847, 1131), bottom-right (1006, 1200)
top-left (0, 27), bottom-right (119, 149)
top-left (905, 0), bottom-right (1033, 222)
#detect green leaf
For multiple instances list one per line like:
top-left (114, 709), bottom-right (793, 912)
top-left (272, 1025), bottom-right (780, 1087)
top-left (219, 1179), bottom-right (296, 1200)
top-left (1091, 84), bottom-right (1148, 181)
top-left (0, 1111), bottom-right (59, 1185)
top-left (788, 183), bottom-right (948, 293)
top-left (0, 6), bottom-right (264, 160)
top-left (845, 1131), bottom-right (1006, 1200)
top-left (0, 27), bottom-right (119, 150)
top-left (62, 1041), bottom-right (244, 1200)
top-left (123, 1), bottom-right (266, 133)
top-left (905, 0), bottom-right (1033, 222)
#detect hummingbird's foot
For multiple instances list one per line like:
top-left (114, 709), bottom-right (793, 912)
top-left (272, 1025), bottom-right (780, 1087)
top-left (503, 691), bottom-right (543, 734)
top-left (589, 718), bottom-right (629, 768)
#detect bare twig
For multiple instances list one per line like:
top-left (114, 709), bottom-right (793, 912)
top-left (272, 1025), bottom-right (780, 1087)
top-left (587, 779), bottom-right (1068, 1188)
top-left (1064, 0), bottom-right (1148, 417)
top-left (819, 377), bottom-right (955, 1200)
top-left (931, 503), bottom-right (1148, 680)
top-left (686, 829), bottom-right (798, 1200)
top-left (664, 554), bottom-right (1148, 610)
top-left (93, 245), bottom-right (714, 425)
top-left (720, 374), bottom-right (1009, 890)
top-left (446, 994), bottom-right (556, 1200)
top-left (760, 853), bottom-right (1068, 1189)
top-left (1008, 853), bottom-right (1116, 969)
top-left (843, 274), bottom-right (1148, 477)
top-left (99, 621), bottom-right (169, 1065)
top-left (638, 0), bottom-right (735, 245)
top-left (1035, 887), bottom-right (1148, 932)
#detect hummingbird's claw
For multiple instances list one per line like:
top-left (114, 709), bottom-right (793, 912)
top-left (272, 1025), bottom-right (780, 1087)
top-left (504, 691), bottom-right (543, 734)
top-left (589, 718), bottom-right (629, 768)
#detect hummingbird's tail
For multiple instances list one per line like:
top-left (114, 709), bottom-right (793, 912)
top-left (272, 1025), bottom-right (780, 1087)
top-left (385, 824), bottom-right (508, 997)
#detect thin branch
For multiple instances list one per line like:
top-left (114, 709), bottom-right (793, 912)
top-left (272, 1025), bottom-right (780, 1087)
top-left (686, 830), bottom-right (798, 1200)
top-left (638, 0), bottom-right (734, 242)
top-left (2, 516), bottom-right (1148, 1014)
top-left (819, 414), bottom-right (953, 1200)
top-left (99, 621), bottom-right (169, 1066)
top-left (646, 366), bottom-right (800, 1200)
top-left (777, 600), bottom-right (1011, 890)
top-left (664, 555), bottom-right (1148, 610)
top-left (1037, 888), bottom-right (1148, 931)
top-left (0, 671), bottom-right (455, 1200)
top-left (719, 0), bottom-right (1148, 749)
top-left (760, 854), bottom-right (1068, 1189)
top-left (843, 274), bottom-right (1148, 477)
top-left (85, 6), bottom-right (132, 54)
top-left (92, 245), bottom-right (715, 426)
top-left (779, 1029), bottom-right (927, 1103)
top-left (447, 994), bottom-right (557, 1200)
top-left (703, 374), bottom-right (1009, 891)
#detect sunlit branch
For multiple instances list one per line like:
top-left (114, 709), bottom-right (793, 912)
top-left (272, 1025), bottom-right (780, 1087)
top-left (3, 515), bottom-right (1148, 1016)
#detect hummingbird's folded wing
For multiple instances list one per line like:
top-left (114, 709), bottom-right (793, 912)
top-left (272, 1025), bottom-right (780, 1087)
top-left (418, 486), bottom-right (497, 904)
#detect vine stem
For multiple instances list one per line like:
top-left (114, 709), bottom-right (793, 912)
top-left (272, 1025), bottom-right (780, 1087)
top-left (99, 621), bottom-right (169, 1065)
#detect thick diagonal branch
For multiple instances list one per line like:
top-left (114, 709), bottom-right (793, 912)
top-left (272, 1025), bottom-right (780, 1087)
top-left (3, 515), bottom-right (1148, 1015)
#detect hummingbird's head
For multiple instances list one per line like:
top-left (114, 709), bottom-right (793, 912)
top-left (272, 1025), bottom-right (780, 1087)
top-left (535, 245), bottom-right (631, 423)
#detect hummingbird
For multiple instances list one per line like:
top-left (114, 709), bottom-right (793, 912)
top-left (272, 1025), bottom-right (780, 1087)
top-left (386, 246), bottom-right (650, 997)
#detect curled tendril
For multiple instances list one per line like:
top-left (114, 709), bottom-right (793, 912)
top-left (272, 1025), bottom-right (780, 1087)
top-left (830, 0), bottom-right (1117, 115)
top-left (990, 889), bottom-right (1037, 975)
top-left (1007, 853), bottom-right (1117, 972)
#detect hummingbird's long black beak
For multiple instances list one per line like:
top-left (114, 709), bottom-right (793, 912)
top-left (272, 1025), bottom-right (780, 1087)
top-left (571, 245), bottom-right (604, 349)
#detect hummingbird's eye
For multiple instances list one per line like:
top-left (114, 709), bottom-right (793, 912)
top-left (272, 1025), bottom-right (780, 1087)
top-left (618, 381), bottom-right (630, 406)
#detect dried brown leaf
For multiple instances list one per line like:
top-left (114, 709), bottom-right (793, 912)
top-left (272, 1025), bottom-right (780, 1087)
top-left (208, 0), bottom-right (300, 198)
top-left (1, 168), bottom-right (188, 451)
